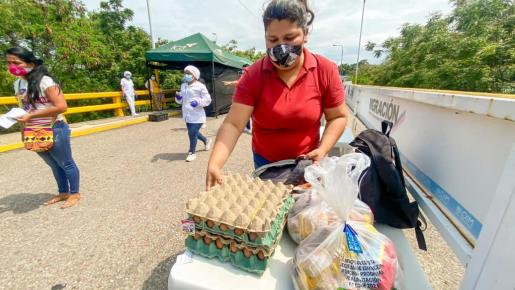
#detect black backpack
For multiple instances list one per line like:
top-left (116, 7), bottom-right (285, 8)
top-left (350, 120), bottom-right (427, 250)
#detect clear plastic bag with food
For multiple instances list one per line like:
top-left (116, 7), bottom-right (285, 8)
top-left (292, 153), bottom-right (403, 290)
top-left (287, 189), bottom-right (374, 244)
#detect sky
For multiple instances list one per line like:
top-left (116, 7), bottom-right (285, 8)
top-left (82, 0), bottom-right (454, 65)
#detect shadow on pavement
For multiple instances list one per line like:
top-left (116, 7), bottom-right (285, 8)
top-left (142, 253), bottom-right (180, 290)
top-left (151, 153), bottom-right (187, 163)
top-left (0, 192), bottom-right (54, 214)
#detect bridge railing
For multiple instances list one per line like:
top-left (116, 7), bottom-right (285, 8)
top-left (0, 89), bottom-right (177, 118)
top-left (345, 84), bottom-right (515, 289)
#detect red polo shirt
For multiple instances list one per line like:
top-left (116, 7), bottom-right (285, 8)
top-left (233, 48), bottom-right (344, 162)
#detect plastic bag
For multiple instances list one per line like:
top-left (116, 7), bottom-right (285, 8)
top-left (287, 190), bottom-right (374, 244)
top-left (292, 153), bottom-right (403, 290)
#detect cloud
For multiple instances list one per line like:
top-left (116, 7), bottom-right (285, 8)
top-left (83, 0), bottom-right (453, 64)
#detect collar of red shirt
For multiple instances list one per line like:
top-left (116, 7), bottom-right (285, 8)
top-left (263, 47), bottom-right (317, 72)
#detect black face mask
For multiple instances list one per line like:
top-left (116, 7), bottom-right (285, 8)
top-left (267, 44), bottom-right (302, 67)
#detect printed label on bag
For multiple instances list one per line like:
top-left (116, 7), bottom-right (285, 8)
top-left (344, 224), bottom-right (363, 254)
top-left (181, 219), bottom-right (195, 234)
top-left (340, 258), bottom-right (383, 289)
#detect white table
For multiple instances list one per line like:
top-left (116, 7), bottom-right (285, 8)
top-left (169, 234), bottom-right (296, 290)
top-left (168, 225), bottom-right (432, 290)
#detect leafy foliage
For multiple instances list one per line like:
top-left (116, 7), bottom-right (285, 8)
top-left (362, 0), bottom-right (514, 93)
top-left (221, 39), bottom-right (266, 63)
top-left (0, 0), bottom-right (152, 97)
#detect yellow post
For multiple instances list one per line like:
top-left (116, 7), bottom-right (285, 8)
top-left (113, 92), bottom-right (125, 117)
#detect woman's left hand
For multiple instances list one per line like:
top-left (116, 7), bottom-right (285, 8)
top-left (304, 148), bottom-right (328, 163)
top-left (16, 114), bottom-right (31, 124)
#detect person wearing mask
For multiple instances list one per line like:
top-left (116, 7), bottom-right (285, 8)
top-left (120, 71), bottom-right (138, 116)
top-left (175, 65), bottom-right (213, 162)
top-left (5, 46), bottom-right (81, 208)
top-left (145, 74), bottom-right (165, 111)
top-left (206, 0), bottom-right (347, 189)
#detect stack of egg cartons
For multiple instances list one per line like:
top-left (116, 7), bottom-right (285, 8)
top-left (185, 173), bottom-right (294, 274)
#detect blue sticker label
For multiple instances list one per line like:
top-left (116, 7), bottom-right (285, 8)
top-left (344, 224), bottom-right (363, 254)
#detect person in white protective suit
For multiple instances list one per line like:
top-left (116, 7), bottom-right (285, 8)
top-left (175, 65), bottom-right (212, 162)
top-left (120, 71), bottom-right (138, 116)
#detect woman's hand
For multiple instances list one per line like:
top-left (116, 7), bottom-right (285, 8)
top-left (304, 148), bottom-right (328, 163)
top-left (205, 103), bottom-right (253, 191)
top-left (16, 113), bottom-right (31, 124)
top-left (206, 165), bottom-right (223, 191)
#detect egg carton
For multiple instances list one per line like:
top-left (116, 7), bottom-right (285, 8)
top-left (186, 173), bottom-right (293, 238)
top-left (185, 228), bottom-right (285, 275)
top-left (190, 195), bottom-right (294, 248)
top-left (189, 230), bottom-right (274, 257)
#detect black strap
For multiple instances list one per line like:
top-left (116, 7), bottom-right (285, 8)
top-left (389, 137), bottom-right (406, 187)
top-left (415, 219), bottom-right (428, 251)
top-left (381, 120), bottom-right (393, 136)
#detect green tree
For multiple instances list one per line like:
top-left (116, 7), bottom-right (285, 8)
top-left (339, 60), bottom-right (379, 84)
top-left (0, 0), bottom-right (152, 96)
top-left (365, 0), bottom-right (514, 93)
top-left (0, 0), bottom-right (153, 125)
top-left (221, 39), bottom-right (265, 63)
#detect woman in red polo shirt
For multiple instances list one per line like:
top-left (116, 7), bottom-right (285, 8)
top-left (206, 0), bottom-right (347, 189)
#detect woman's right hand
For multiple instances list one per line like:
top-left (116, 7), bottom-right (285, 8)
top-left (206, 165), bottom-right (223, 191)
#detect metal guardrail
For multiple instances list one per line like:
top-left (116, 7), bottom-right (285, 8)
top-left (0, 89), bottom-right (177, 117)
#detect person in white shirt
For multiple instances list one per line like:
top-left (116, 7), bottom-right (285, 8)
top-left (6, 46), bottom-right (81, 209)
top-left (120, 71), bottom-right (138, 116)
top-left (175, 65), bottom-right (212, 162)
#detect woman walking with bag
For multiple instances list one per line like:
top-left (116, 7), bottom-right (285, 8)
top-left (6, 47), bottom-right (81, 209)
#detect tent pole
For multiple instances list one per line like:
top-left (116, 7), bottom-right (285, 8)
top-left (212, 60), bottom-right (217, 118)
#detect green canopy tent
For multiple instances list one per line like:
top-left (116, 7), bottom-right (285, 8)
top-left (145, 33), bottom-right (252, 116)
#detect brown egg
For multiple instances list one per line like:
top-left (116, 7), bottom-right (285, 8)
top-left (206, 220), bottom-right (215, 228)
top-left (192, 215), bottom-right (201, 224)
top-left (193, 232), bottom-right (201, 240)
top-left (243, 248), bottom-right (253, 258)
top-left (234, 228), bottom-right (244, 236)
top-left (230, 242), bottom-right (239, 253)
top-left (203, 236), bottom-right (212, 245)
top-left (220, 223), bottom-right (229, 231)
top-left (257, 250), bottom-right (266, 260)
top-left (215, 238), bottom-right (224, 249)
top-left (248, 232), bottom-right (258, 242)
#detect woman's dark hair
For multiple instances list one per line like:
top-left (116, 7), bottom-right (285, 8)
top-left (5, 46), bottom-right (57, 107)
top-left (263, 0), bottom-right (315, 32)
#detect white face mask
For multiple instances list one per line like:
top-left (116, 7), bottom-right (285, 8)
top-left (151, 76), bottom-right (156, 80)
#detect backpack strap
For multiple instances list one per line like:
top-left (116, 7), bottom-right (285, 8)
top-left (390, 132), bottom-right (429, 250)
top-left (381, 120), bottom-right (393, 136)
top-left (415, 215), bottom-right (428, 251)
top-left (389, 136), bottom-right (406, 187)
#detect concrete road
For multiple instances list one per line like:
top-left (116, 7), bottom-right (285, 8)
top-left (0, 116), bottom-right (463, 289)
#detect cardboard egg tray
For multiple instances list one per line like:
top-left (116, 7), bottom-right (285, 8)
top-left (185, 173), bottom-right (294, 249)
top-left (185, 228), bottom-right (285, 274)
top-left (184, 173), bottom-right (294, 274)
